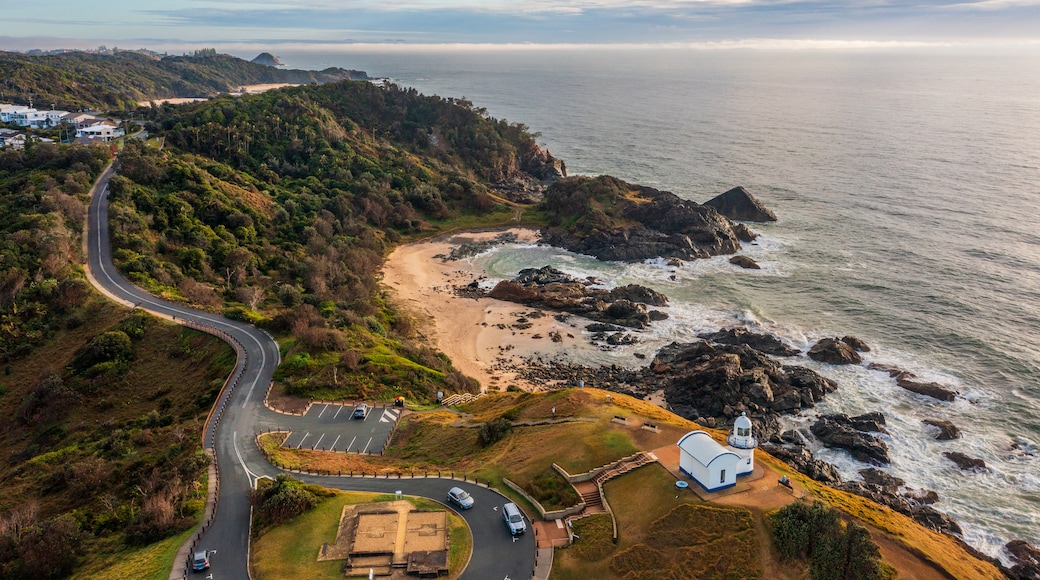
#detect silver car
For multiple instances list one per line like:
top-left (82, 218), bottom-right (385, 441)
top-left (502, 502), bottom-right (526, 535)
top-left (447, 487), bottom-right (474, 509)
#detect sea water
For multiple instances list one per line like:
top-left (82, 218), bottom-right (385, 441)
top-left (271, 46), bottom-right (1040, 561)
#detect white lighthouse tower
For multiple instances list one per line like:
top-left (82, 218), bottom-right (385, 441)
top-left (726, 412), bottom-right (758, 476)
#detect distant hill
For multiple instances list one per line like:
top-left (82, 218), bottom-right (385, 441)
top-left (251, 52), bottom-right (282, 67)
top-left (0, 49), bottom-right (369, 111)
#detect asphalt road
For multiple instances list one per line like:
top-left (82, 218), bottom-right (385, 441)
top-left (86, 166), bottom-right (536, 580)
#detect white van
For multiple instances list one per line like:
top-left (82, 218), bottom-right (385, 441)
top-left (502, 502), bottom-right (526, 535)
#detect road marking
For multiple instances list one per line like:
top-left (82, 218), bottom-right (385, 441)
top-left (380, 409), bottom-right (398, 423)
top-left (330, 434), bottom-right (341, 450)
top-left (556, 519), bottom-right (564, 529)
top-left (318, 404), bottom-right (330, 418)
top-left (313, 433), bottom-right (326, 449)
top-left (233, 431), bottom-right (261, 486)
top-left (361, 437), bottom-right (373, 454)
top-left (348, 435), bottom-right (357, 451)
top-left (91, 180), bottom-right (274, 417)
top-left (333, 405), bottom-right (343, 419)
top-left (296, 432), bottom-right (310, 449)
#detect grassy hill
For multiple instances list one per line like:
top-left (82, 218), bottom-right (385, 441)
top-left (0, 49), bottom-right (367, 111)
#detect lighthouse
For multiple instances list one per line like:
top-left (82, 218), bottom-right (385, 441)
top-left (726, 412), bottom-right (758, 476)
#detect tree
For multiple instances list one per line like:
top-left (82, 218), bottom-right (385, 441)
top-left (811, 521), bottom-right (886, 580)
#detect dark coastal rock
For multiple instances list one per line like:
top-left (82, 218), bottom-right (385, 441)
top-left (849, 411), bottom-right (887, 434)
top-left (1005, 540), bottom-right (1040, 580)
top-left (487, 266), bottom-right (668, 329)
top-left (760, 443), bottom-right (843, 485)
top-left (703, 186), bottom-right (778, 222)
top-left (896, 372), bottom-right (958, 401)
top-left (699, 327), bottom-right (800, 357)
top-left (838, 481), bottom-right (913, 513)
top-left (808, 337), bottom-right (863, 365)
top-left (923, 419), bottom-right (961, 440)
top-left (729, 255), bottom-right (761, 269)
top-left (911, 505), bottom-right (963, 536)
top-left (539, 176), bottom-right (749, 263)
top-left (868, 362), bottom-right (902, 376)
top-left (654, 341), bottom-right (838, 441)
top-left (520, 142), bottom-right (568, 181)
top-left (783, 365), bottom-right (839, 407)
top-left (810, 414), bottom-right (890, 465)
top-left (944, 451), bottom-right (987, 472)
top-left (840, 335), bottom-right (871, 352)
top-left (733, 223), bottom-right (758, 242)
top-left (859, 467), bottom-right (904, 488)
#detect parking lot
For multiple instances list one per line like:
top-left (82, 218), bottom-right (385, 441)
top-left (280, 404), bottom-right (401, 453)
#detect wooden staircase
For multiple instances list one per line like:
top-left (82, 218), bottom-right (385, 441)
top-left (573, 452), bottom-right (654, 519)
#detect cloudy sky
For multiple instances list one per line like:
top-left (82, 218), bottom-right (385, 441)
top-left (2, 0), bottom-right (1039, 51)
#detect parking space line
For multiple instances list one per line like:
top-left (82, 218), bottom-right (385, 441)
top-left (313, 433), bottom-right (326, 449)
top-left (296, 432), bottom-right (310, 449)
top-left (318, 404), bottom-right (329, 418)
top-left (347, 435), bottom-right (357, 451)
top-left (330, 434), bottom-right (341, 450)
top-left (333, 405), bottom-right (343, 419)
top-left (361, 437), bottom-right (373, 454)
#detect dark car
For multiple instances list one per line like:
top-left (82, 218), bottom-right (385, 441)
top-left (191, 550), bottom-right (210, 572)
top-left (447, 486), bottom-right (475, 509)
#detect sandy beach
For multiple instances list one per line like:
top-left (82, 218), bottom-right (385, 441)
top-left (142, 83), bottom-right (298, 106)
top-left (381, 228), bottom-right (612, 393)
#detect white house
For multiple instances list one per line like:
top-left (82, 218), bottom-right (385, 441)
top-left (677, 431), bottom-right (740, 491)
top-left (0, 104), bottom-right (32, 123)
top-left (678, 413), bottom-right (759, 491)
top-left (726, 412), bottom-right (759, 476)
top-left (76, 122), bottom-right (124, 142)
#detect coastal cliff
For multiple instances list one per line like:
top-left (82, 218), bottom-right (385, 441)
top-left (538, 175), bottom-right (747, 262)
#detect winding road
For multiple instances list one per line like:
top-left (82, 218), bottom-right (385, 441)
top-left (86, 165), bottom-right (537, 579)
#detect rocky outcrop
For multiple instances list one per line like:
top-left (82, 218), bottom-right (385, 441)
top-left (810, 413), bottom-right (890, 465)
top-left (486, 266), bottom-right (668, 329)
top-left (808, 337), bottom-right (863, 365)
top-left (923, 419), bottom-right (961, 440)
top-left (729, 255), bottom-right (760, 269)
top-left (1005, 540), bottom-right (1040, 580)
top-left (832, 467), bottom-right (953, 534)
top-left (656, 341), bottom-right (837, 441)
top-left (699, 327), bottom-right (800, 357)
top-left (840, 336), bottom-right (871, 352)
top-left (539, 176), bottom-right (749, 263)
top-left (733, 223), bottom-right (758, 242)
top-left (251, 52), bottom-right (282, 66)
top-left (896, 373), bottom-right (958, 402)
top-left (520, 143), bottom-right (567, 181)
top-left (912, 505), bottom-right (963, 536)
top-left (703, 186), bottom-right (778, 222)
top-left (943, 451), bottom-right (987, 472)
top-left (760, 443), bottom-right (843, 484)
top-left (868, 364), bottom-right (959, 401)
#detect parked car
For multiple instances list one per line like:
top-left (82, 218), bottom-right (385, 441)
top-left (447, 487), bottom-right (475, 510)
top-left (352, 403), bottom-right (368, 419)
top-left (191, 550), bottom-right (210, 572)
top-left (502, 502), bottom-right (527, 535)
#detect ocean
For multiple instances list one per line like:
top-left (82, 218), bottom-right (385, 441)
top-left (271, 46), bottom-right (1040, 561)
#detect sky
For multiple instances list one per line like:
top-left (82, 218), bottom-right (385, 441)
top-left (1, 0), bottom-right (1039, 52)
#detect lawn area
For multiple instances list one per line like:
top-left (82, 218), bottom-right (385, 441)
top-left (252, 491), bottom-right (470, 580)
top-left (76, 526), bottom-right (196, 580)
top-left (552, 463), bottom-right (763, 580)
